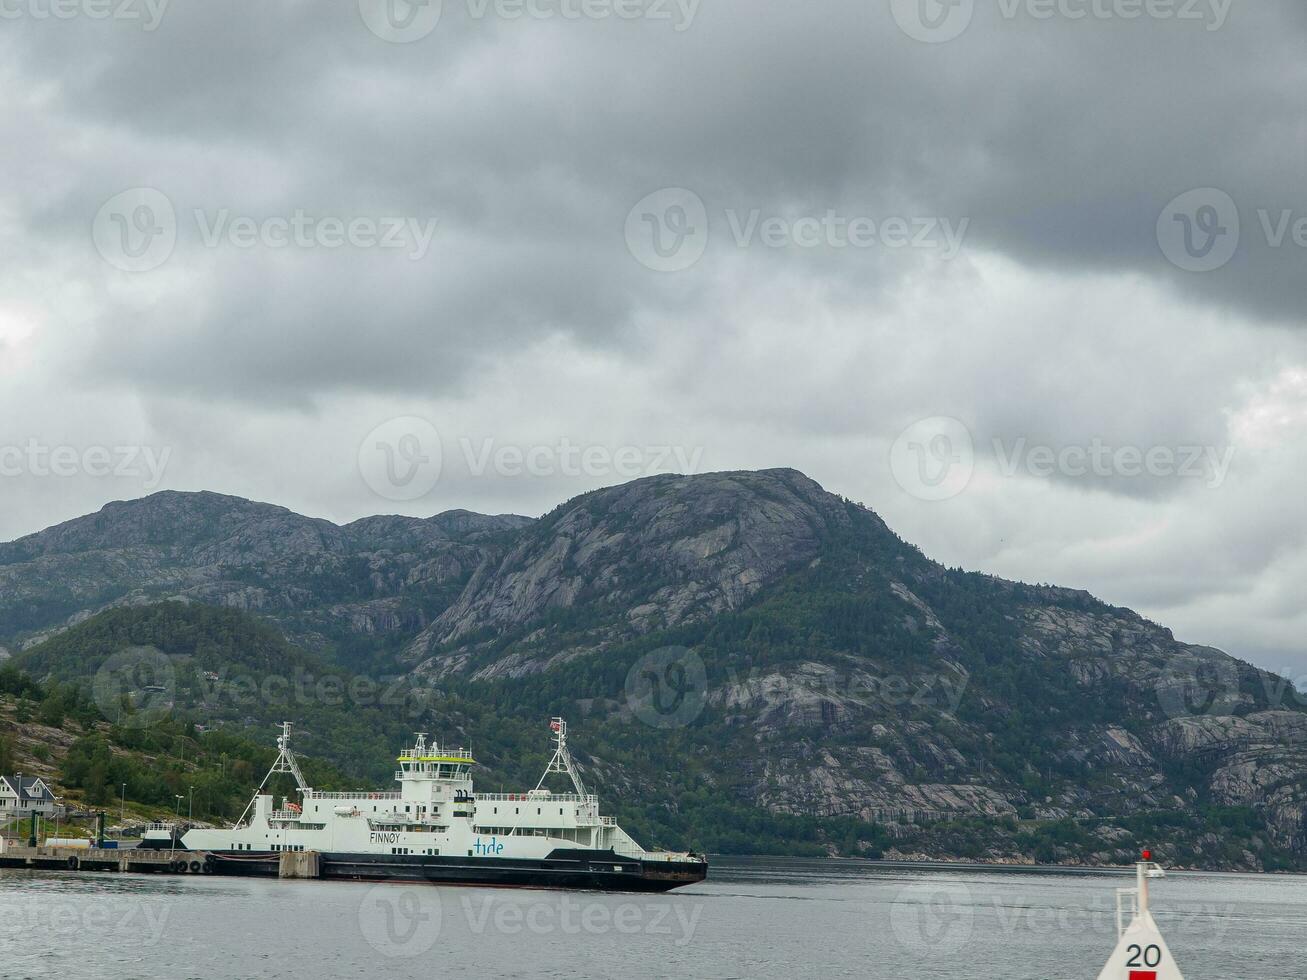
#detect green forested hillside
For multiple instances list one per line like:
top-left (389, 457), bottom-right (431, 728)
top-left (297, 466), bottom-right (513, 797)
top-left (6, 472), bottom-right (1306, 870)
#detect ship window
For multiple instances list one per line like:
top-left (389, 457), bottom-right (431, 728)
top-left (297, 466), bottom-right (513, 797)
top-left (537, 808), bottom-right (541, 815)
top-left (515, 808), bottom-right (519, 815)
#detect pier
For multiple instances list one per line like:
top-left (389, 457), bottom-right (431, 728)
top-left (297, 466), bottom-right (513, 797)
top-left (0, 844), bottom-right (208, 874)
top-left (0, 844), bottom-right (324, 878)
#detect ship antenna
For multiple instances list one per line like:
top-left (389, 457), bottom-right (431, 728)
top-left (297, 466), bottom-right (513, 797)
top-left (535, 717), bottom-right (588, 798)
top-left (233, 722), bottom-right (311, 828)
top-left (270, 721), bottom-right (310, 792)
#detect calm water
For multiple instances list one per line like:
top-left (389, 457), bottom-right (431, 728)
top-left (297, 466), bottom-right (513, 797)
top-left (2, 856), bottom-right (1304, 979)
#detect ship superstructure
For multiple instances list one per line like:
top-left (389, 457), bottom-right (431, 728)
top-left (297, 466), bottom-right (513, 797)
top-left (175, 719), bottom-right (705, 891)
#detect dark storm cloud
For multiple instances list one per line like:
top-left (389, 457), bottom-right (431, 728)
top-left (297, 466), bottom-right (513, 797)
top-left (5, 0), bottom-right (1301, 410)
top-left (3, 0), bottom-right (1306, 672)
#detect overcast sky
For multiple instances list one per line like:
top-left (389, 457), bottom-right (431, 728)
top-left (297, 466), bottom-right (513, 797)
top-left (1, 1), bottom-right (1304, 674)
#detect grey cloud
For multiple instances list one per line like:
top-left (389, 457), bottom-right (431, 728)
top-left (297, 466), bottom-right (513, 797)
top-left (2, 0), bottom-right (1306, 674)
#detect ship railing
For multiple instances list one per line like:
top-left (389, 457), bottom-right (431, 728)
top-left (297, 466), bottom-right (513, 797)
top-left (598, 816), bottom-right (616, 826)
top-left (270, 810), bottom-right (303, 821)
top-left (395, 769), bottom-right (474, 781)
top-left (477, 793), bottom-right (598, 805)
top-left (397, 748), bottom-right (475, 762)
top-left (610, 842), bottom-right (701, 863)
top-left (304, 791), bottom-right (402, 801)
top-left (642, 851), bottom-right (704, 863)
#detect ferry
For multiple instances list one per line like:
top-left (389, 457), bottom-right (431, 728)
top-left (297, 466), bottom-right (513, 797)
top-left (148, 719), bottom-right (707, 892)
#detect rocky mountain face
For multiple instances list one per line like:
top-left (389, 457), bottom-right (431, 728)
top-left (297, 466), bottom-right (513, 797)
top-left (405, 469), bottom-right (870, 678)
top-left (0, 491), bottom-right (530, 660)
top-left (4, 470), bottom-right (1306, 869)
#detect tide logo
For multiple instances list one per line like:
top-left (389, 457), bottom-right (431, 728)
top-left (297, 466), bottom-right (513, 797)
top-left (473, 837), bottom-right (504, 856)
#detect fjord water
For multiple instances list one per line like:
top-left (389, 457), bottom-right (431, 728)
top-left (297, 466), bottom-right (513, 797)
top-left (2, 856), bottom-right (1303, 979)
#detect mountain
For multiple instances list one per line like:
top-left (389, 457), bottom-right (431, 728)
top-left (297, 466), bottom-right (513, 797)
top-left (0, 490), bottom-right (531, 666)
top-left (4, 470), bottom-right (1306, 869)
top-left (405, 469), bottom-right (868, 677)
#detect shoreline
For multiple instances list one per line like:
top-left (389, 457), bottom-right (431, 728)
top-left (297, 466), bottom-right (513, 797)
top-left (711, 853), bottom-right (1307, 878)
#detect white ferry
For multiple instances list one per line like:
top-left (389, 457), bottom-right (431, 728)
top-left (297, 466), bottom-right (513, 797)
top-left (148, 719), bottom-right (706, 892)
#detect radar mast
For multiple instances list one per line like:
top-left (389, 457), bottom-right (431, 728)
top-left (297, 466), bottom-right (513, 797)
top-left (535, 718), bottom-right (588, 797)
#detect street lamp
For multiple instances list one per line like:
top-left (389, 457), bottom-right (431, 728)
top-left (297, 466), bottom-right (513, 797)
top-left (120, 783), bottom-right (127, 831)
top-left (188, 786), bottom-right (194, 821)
top-left (172, 795), bottom-right (183, 851)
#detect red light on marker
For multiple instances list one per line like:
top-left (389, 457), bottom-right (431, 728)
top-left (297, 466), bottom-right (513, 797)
top-left (1141, 849), bottom-right (1151, 861)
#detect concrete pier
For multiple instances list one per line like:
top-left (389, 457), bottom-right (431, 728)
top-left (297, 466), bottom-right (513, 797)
top-left (278, 850), bottom-right (321, 879)
top-left (0, 845), bottom-right (211, 874)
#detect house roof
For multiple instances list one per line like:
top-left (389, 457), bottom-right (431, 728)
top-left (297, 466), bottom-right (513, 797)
top-left (0, 775), bottom-right (55, 801)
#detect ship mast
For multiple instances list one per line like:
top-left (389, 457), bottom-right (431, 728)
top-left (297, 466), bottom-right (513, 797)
top-left (535, 718), bottom-right (588, 797)
top-left (268, 721), bottom-right (310, 791)
top-left (234, 722), bottom-right (310, 827)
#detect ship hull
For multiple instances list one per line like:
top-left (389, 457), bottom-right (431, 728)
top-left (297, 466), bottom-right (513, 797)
top-left (201, 847), bottom-right (707, 893)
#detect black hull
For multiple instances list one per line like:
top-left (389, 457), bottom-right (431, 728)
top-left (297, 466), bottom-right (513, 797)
top-left (203, 848), bottom-right (707, 893)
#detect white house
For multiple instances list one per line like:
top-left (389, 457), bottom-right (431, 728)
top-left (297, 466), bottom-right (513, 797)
top-left (0, 775), bottom-right (57, 818)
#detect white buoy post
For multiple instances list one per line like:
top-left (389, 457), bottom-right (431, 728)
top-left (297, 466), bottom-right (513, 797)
top-left (1095, 850), bottom-right (1185, 980)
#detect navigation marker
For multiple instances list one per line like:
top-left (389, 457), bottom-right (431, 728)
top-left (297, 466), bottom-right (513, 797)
top-left (1096, 850), bottom-right (1185, 980)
